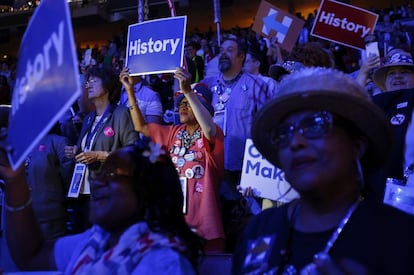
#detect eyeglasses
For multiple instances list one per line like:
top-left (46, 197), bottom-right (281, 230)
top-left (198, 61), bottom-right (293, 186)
top-left (89, 171), bottom-right (134, 183)
top-left (271, 111), bottom-right (333, 148)
top-left (85, 78), bottom-right (98, 87)
top-left (178, 101), bottom-right (190, 109)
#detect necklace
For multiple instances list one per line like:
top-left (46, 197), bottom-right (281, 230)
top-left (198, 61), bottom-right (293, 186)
top-left (278, 196), bottom-right (364, 275)
top-left (180, 128), bottom-right (201, 152)
top-left (212, 72), bottom-right (243, 110)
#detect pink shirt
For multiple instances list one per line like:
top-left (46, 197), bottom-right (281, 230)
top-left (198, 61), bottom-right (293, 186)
top-left (148, 123), bottom-right (225, 240)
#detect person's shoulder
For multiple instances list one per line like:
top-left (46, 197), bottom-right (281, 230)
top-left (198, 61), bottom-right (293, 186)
top-left (112, 104), bottom-right (129, 114)
top-left (241, 72), bottom-right (268, 90)
top-left (201, 75), bottom-right (218, 86)
top-left (244, 203), bottom-right (289, 234)
top-left (360, 199), bottom-right (414, 227)
top-left (140, 84), bottom-right (159, 95)
top-left (373, 88), bottom-right (414, 108)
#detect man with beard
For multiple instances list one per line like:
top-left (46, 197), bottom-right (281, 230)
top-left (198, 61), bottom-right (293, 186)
top-left (201, 36), bottom-right (270, 252)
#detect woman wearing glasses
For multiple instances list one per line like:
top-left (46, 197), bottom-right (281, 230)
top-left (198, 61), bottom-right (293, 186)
top-left (233, 67), bottom-right (414, 274)
top-left (120, 67), bottom-right (225, 252)
top-left (64, 66), bottom-right (138, 233)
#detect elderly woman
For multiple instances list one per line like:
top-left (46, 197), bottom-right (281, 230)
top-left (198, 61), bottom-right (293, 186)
top-left (64, 66), bottom-right (138, 233)
top-left (1, 138), bottom-right (203, 274)
top-left (232, 67), bottom-right (414, 274)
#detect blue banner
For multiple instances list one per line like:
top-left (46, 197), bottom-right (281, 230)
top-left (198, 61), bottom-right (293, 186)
top-left (7, 0), bottom-right (81, 170)
top-left (126, 16), bottom-right (187, 75)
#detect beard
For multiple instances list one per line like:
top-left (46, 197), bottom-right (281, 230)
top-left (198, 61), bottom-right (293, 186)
top-left (218, 57), bottom-right (232, 73)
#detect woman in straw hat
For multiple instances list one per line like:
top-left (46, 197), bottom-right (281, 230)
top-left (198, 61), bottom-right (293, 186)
top-left (232, 67), bottom-right (414, 274)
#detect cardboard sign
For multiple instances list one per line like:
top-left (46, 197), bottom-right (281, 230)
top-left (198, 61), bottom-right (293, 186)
top-left (240, 139), bottom-right (299, 202)
top-left (126, 16), bottom-right (187, 75)
top-left (7, 0), bottom-right (81, 170)
top-left (311, 0), bottom-right (378, 49)
top-left (252, 0), bottom-right (304, 52)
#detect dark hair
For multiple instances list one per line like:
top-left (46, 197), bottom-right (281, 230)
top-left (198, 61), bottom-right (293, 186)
top-left (222, 35), bottom-right (247, 55)
top-left (126, 138), bottom-right (204, 267)
top-left (333, 114), bottom-right (379, 197)
top-left (86, 66), bottom-right (121, 104)
top-left (289, 42), bottom-right (333, 68)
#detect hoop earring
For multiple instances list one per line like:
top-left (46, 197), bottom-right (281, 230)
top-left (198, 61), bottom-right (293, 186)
top-left (356, 158), bottom-right (365, 191)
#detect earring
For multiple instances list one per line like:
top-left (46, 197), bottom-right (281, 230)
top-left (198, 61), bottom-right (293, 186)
top-left (356, 158), bottom-right (365, 190)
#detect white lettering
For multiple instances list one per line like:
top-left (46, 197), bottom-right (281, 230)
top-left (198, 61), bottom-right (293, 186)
top-left (170, 38), bottom-right (180, 55)
top-left (12, 21), bottom-right (66, 116)
top-left (318, 11), bottom-right (371, 38)
top-left (128, 37), bottom-right (181, 56)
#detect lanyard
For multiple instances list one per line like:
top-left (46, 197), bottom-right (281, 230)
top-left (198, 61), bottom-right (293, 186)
top-left (85, 106), bottom-right (111, 150)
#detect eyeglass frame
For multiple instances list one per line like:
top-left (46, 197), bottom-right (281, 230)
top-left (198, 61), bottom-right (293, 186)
top-left (270, 111), bottom-right (334, 148)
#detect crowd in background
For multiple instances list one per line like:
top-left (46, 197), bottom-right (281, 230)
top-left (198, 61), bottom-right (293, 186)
top-left (0, 2), bottom-right (414, 272)
top-left (1, 3), bottom-right (414, 109)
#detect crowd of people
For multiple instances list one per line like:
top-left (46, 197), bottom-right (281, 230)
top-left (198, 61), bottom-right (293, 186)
top-left (0, 1), bottom-right (414, 274)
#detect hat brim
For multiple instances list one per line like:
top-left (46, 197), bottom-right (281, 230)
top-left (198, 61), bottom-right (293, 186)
top-left (251, 91), bottom-right (393, 170)
top-left (174, 93), bottom-right (215, 117)
top-left (372, 63), bottom-right (414, 91)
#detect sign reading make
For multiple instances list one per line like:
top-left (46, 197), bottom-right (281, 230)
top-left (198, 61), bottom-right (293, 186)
top-left (240, 139), bottom-right (299, 202)
top-left (252, 0), bottom-right (304, 52)
top-left (311, 0), bottom-right (378, 49)
top-left (7, 0), bottom-right (81, 170)
top-left (126, 16), bottom-right (187, 76)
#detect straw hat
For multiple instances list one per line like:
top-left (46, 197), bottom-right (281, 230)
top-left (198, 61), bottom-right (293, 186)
top-left (372, 49), bottom-right (414, 91)
top-left (251, 67), bottom-right (393, 170)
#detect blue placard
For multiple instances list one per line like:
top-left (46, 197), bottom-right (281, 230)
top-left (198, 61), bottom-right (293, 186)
top-left (7, 0), bottom-right (81, 170)
top-left (126, 16), bottom-right (187, 75)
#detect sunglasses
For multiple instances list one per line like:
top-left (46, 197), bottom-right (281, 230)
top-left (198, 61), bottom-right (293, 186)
top-left (271, 111), bottom-right (334, 148)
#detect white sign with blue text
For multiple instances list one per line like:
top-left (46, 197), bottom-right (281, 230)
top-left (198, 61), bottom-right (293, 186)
top-left (240, 139), bottom-right (299, 202)
top-left (126, 16), bottom-right (187, 75)
top-left (7, 0), bottom-right (81, 170)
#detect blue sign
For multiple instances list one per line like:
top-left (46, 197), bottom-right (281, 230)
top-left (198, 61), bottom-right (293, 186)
top-left (126, 16), bottom-right (187, 75)
top-left (7, 0), bottom-right (81, 170)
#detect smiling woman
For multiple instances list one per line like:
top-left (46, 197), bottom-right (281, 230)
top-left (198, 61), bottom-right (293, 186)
top-left (233, 67), bottom-right (414, 274)
top-left (1, 137), bottom-right (203, 274)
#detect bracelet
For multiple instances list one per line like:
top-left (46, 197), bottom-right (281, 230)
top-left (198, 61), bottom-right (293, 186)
top-left (5, 196), bottom-right (32, 212)
top-left (129, 102), bottom-right (138, 110)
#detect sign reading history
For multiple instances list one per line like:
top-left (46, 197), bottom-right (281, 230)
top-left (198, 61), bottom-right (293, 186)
top-left (7, 0), bottom-right (81, 170)
top-left (311, 0), bottom-right (378, 49)
top-left (126, 16), bottom-right (187, 75)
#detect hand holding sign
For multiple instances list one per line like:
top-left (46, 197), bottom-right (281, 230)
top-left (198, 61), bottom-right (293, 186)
top-left (126, 16), bottom-right (187, 76)
top-left (311, 0), bottom-right (378, 49)
top-left (240, 139), bottom-right (299, 202)
top-left (252, 1), bottom-right (304, 52)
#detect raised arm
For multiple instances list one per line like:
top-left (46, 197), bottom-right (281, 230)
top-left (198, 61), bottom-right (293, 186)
top-left (119, 67), bottom-right (149, 136)
top-left (174, 67), bottom-right (216, 140)
top-left (0, 135), bottom-right (56, 270)
top-left (356, 54), bottom-right (381, 88)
